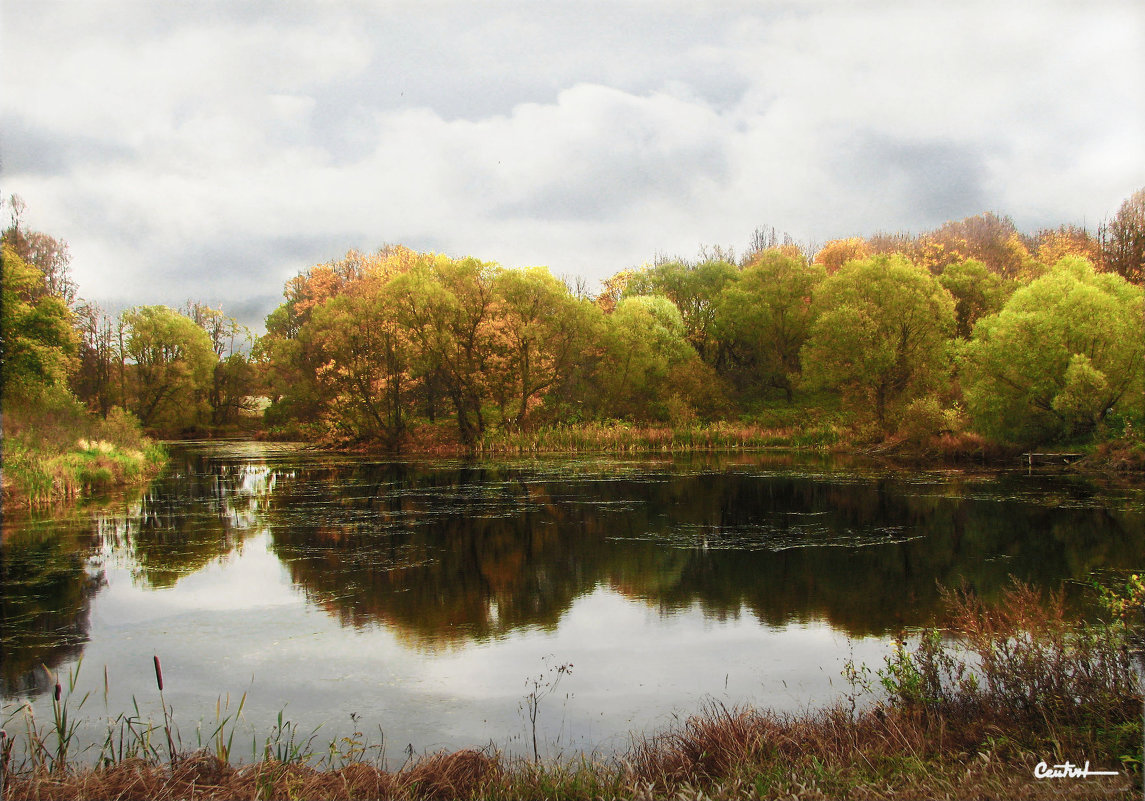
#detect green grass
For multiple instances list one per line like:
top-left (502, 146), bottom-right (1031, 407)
top-left (1, 388), bottom-right (167, 510)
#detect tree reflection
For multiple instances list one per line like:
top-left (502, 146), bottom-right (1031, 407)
top-left (106, 452), bottom-right (276, 588)
top-left (4, 447), bottom-right (1142, 679)
top-left (1, 451), bottom-right (275, 696)
top-left (262, 457), bottom-right (1145, 647)
top-left (1, 521), bottom-right (101, 697)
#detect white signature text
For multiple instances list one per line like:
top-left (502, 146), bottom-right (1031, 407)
top-left (1033, 760), bottom-right (1119, 779)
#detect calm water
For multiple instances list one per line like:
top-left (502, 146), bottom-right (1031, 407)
top-left (3, 442), bottom-right (1143, 764)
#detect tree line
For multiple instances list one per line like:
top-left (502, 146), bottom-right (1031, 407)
top-left (2, 189), bottom-right (1142, 451)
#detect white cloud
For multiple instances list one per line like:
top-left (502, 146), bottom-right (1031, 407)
top-left (1, 1), bottom-right (1141, 328)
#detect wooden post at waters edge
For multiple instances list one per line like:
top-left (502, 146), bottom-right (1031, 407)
top-left (1024, 452), bottom-right (1085, 470)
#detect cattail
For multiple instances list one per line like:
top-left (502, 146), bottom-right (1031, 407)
top-left (54, 682), bottom-right (62, 702)
top-left (153, 655), bottom-right (164, 692)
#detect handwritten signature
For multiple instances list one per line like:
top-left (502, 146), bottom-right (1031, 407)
top-left (1033, 760), bottom-right (1119, 779)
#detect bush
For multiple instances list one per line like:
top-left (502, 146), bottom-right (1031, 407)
top-left (879, 581), bottom-right (1138, 731)
top-left (95, 406), bottom-right (148, 451)
top-left (896, 397), bottom-right (965, 446)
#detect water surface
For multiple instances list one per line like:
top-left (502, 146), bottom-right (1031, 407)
top-left (3, 442), bottom-right (1142, 763)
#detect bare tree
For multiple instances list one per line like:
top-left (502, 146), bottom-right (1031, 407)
top-left (1099, 187), bottom-right (1144, 284)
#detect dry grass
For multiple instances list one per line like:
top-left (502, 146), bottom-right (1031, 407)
top-left (477, 420), bottom-right (843, 456)
top-left (3, 748), bottom-right (500, 801)
top-left (5, 712), bottom-right (1135, 801)
top-left (1, 388), bottom-right (165, 511)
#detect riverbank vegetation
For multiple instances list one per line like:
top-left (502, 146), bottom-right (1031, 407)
top-left (256, 190), bottom-right (1143, 465)
top-left (3, 190), bottom-right (1143, 509)
top-left (1, 220), bottom-right (165, 511)
top-left (2, 579), bottom-right (1139, 799)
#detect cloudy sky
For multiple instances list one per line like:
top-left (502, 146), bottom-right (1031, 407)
top-left (3, 1), bottom-right (1143, 330)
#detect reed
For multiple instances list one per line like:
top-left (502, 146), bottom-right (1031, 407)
top-left (476, 419), bottom-right (847, 456)
top-left (153, 655), bottom-right (177, 764)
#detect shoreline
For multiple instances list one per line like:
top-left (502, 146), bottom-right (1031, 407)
top-left (5, 428), bottom-right (1139, 520)
top-left (2, 581), bottom-right (1139, 800)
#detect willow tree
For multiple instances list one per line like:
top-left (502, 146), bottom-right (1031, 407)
top-left (494, 266), bottom-right (603, 429)
top-left (122, 305), bottom-right (217, 430)
top-left (938, 259), bottom-right (1011, 339)
top-left (959, 257), bottom-right (1144, 443)
top-left (600, 295), bottom-right (703, 420)
top-left (801, 255), bottom-right (955, 427)
top-left (715, 248), bottom-right (824, 402)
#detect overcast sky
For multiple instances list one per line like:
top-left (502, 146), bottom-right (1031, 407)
top-left (3, 1), bottom-right (1143, 330)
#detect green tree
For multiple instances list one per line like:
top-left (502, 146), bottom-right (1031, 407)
top-left (959, 257), bottom-right (1144, 443)
top-left (390, 255), bottom-right (500, 445)
top-left (494, 267), bottom-right (603, 429)
top-left (801, 254), bottom-right (956, 427)
top-left (600, 295), bottom-right (709, 420)
top-left (938, 259), bottom-right (1012, 339)
top-left (122, 305), bottom-right (217, 430)
top-left (1, 243), bottom-right (78, 395)
top-left (715, 248), bottom-right (825, 402)
top-left (181, 302), bottom-right (258, 426)
top-left (624, 258), bottom-right (737, 365)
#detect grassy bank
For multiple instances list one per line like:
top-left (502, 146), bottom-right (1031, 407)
top-left (1, 388), bottom-right (166, 512)
top-left (477, 419), bottom-right (848, 455)
top-left (372, 415), bottom-right (1141, 473)
top-left (3, 581), bottom-right (1140, 800)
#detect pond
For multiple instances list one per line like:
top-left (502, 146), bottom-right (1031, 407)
top-left (3, 442), bottom-right (1143, 765)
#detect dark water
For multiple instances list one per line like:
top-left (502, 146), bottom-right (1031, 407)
top-left (3, 442), bottom-right (1143, 763)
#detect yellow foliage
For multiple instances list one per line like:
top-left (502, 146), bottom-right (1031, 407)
top-left (813, 238), bottom-right (871, 274)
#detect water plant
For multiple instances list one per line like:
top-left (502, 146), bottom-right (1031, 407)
top-left (520, 656), bottom-right (573, 764)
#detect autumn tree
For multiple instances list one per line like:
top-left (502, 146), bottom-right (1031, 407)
top-left (742, 225), bottom-right (806, 264)
top-left (1031, 224), bottom-right (1102, 270)
top-left (959, 257), bottom-right (1144, 443)
top-left (596, 268), bottom-right (640, 314)
top-left (812, 237), bottom-right (871, 274)
top-left (914, 213), bottom-right (1033, 279)
top-left (716, 248), bottom-right (825, 402)
top-left (2, 195), bottom-right (77, 307)
top-left (260, 251), bottom-right (378, 428)
top-left (494, 266), bottom-right (602, 429)
top-left (305, 279), bottom-right (413, 445)
top-left (801, 255), bottom-right (956, 427)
